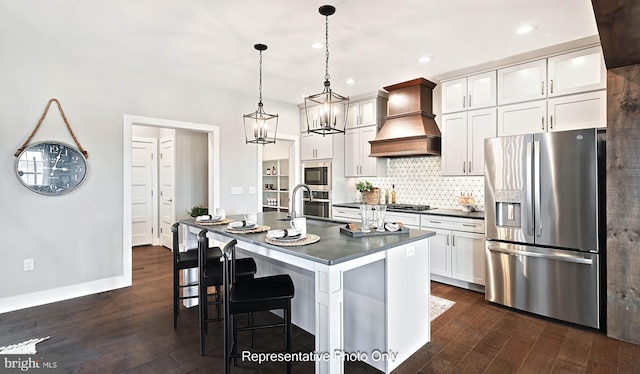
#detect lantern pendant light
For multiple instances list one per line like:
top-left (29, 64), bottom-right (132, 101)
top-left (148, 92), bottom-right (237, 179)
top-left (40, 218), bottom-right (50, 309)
top-left (304, 5), bottom-right (349, 136)
top-left (244, 44), bottom-right (279, 145)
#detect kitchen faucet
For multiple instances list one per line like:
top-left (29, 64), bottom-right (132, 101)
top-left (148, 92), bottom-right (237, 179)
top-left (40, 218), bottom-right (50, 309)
top-left (290, 183), bottom-right (313, 220)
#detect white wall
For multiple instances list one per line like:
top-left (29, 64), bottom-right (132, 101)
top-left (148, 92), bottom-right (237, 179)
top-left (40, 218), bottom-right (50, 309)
top-left (0, 12), bottom-right (299, 311)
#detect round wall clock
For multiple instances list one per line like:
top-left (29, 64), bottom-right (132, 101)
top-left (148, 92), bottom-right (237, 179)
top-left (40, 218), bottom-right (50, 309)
top-left (15, 141), bottom-right (88, 195)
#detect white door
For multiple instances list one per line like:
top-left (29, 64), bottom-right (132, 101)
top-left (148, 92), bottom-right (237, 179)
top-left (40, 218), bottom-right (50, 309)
top-left (548, 91), bottom-right (607, 132)
top-left (131, 137), bottom-right (156, 246)
top-left (497, 59), bottom-right (547, 105)
top-left (451, 231), bottom-right (485, 285)
top-left (441, 77), bottom-right (467, 114)
top-left (467, 71), bottom-right (497, 110)
top-left (358, 126), bottom-right (378, 176)
top-left (497, 99), bottom-right (547, 136)
top-left (425, 228), bottom-right (451, 277)
top-left (467, 108), bottom-right (497, 176)
top-left (344, 128), bottom-right (360, 176)
top-left (547, 46), bottom-right (606, 97)
top-left (159, 136), bottom-right (175, 249)
top-left (441, 112), bottom-right (467, 176)
top-left (359, 98), bottom-right (377, 127)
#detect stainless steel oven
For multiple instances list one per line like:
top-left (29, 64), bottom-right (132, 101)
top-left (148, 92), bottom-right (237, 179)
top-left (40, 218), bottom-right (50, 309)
top-left (302, 190), bottom-right (331, 218)
top-left (302, 161), bottom-right (331, 191)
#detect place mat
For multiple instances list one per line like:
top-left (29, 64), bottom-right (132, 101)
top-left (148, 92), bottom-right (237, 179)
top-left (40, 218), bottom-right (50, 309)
top-left (265, 233), bottom-right (320, 247)
top-left (196, 218), bottom-right (233, 226)
top-left (225, 225), bottom-right (270, 234)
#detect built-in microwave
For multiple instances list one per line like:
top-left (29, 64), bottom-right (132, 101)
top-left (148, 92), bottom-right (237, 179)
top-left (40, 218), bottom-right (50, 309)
top-left (302, 161), bottom-right (331, 191)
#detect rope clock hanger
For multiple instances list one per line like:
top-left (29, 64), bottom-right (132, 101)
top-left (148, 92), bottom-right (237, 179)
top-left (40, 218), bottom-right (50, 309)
top-left (14, 98), bottom-right (89, 196)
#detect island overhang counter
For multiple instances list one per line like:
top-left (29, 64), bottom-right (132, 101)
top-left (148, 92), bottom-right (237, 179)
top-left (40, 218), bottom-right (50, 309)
top-left (180, 211), bottom-right (434, 374)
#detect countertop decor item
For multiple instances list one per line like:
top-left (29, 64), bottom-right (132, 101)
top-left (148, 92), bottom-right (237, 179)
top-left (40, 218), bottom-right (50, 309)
top-left (303, 4), bottom-right (349, 136)
top-left (14, 98), bottom-right (89, 196)
top-left (243, 43), bottom-right (278, 145)
top-left (187, 205), bottom-right (208, 218)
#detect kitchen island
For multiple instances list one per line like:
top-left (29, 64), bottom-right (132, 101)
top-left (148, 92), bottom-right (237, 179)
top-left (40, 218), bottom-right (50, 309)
top-left (181, 211), bottom-right (434, 374)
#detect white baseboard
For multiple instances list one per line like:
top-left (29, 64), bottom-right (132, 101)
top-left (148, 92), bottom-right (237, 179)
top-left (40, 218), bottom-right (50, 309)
top-left (0, 276), bottom-right (131, 314)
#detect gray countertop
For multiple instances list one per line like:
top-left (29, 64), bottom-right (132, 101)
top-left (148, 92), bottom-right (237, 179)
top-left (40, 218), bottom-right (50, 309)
top-left (333, 202), bottom-right (485, 220)
top-left (181, 211), bottom-right (435, 266)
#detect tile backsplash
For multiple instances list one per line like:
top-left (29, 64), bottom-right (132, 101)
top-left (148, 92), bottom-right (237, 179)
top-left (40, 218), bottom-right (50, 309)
top-left (358, 157), bottom-right (485, 210)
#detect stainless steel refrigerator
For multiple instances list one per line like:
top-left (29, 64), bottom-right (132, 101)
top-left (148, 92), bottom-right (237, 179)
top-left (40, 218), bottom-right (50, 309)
top-left (484, 128), bottom-right (605, 329)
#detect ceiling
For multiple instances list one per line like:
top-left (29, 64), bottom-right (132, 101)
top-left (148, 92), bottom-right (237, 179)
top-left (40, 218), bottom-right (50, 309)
top-left (2, 0), bottom-right (599, 105)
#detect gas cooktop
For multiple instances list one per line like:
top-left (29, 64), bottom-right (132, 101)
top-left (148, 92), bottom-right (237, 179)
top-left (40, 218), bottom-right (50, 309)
top-left (386, 203), bottom-right (435, 211)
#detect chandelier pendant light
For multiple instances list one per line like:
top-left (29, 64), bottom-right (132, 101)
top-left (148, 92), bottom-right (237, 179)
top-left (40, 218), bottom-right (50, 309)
top-left (244, 43), bottom-right (279, 145)
top-left (304, 5), bottom-right (349, 136)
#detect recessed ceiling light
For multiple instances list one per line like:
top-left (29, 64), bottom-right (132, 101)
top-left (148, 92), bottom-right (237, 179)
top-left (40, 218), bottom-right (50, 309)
top-left (516, 24), bottom-right (537, 34)
top-left (419, 55), bottom-right (432, 63)
top-left (345, 78), bottom-right (355, 85)
top-left (312, 42), bottom-right (323, 49)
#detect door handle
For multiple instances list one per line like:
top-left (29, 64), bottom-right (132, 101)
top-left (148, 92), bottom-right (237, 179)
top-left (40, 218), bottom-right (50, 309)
top-left (534, 140), bottom-right (542, 237)
top-left (488, 246), bottom-right (593, 265)
top-left (526, 141), bottom-right (534, 236)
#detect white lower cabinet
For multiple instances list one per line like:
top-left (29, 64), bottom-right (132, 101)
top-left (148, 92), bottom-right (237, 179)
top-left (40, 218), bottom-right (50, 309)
top-left (421, 215), bottom-right (485, 287)
top-left (450, 230), bottom-right (485, 285)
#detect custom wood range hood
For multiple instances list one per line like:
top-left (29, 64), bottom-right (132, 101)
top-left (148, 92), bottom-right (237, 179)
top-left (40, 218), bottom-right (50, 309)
top-left (369, 78), bottom-right (441, 157)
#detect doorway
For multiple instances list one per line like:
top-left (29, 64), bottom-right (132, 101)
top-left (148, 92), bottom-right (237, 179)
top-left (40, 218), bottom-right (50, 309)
top-left (123, 115), bottom-right (220, 284)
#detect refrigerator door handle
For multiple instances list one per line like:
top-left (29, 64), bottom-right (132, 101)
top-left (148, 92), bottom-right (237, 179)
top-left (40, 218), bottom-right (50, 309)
top-left (534, 140), bottom-right (542, 237)
top-left (488, 246), bottom-right (593, 265)
top-left (526, 141), bottom-right (534, 236)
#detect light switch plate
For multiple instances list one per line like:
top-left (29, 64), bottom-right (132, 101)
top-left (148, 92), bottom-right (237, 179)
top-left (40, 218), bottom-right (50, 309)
top-left (230, 187), bottom-right (244, 195)
top-left (248, 186), bottom-right (256, 194)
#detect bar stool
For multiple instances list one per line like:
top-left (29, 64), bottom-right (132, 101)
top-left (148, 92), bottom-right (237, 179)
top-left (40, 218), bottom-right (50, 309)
top-left (199, 232), bottom-right (294, 373)
top-left (171, 222), bottom-right (256, 329)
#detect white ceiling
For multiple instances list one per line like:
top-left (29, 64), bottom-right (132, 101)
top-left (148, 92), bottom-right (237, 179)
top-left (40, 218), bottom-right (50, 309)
top-left (2, 0), bottom-right (599, 105)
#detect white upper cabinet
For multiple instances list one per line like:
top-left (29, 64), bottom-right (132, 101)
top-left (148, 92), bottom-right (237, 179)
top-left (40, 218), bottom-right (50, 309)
top-left (441, 107), bottom-right (496, 176)
top-left (442, 71), bottom-right (496, 114)
top-left (347, 98), bottom-right (378, 128)
top-left (497, 100), bottom-right (547, 136)
top-left (497, 60), bottom-right (547, 105)
top-left (547, 90), bottom-right (607, 132)
top-left (344, 126), bottom-right (386, 177)
top-left (547, 46), bottom-right (606, 98)
top-left (301, 133), bottom-right (333, 160)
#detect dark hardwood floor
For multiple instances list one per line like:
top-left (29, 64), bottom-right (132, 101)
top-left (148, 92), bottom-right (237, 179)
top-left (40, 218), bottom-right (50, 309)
top-left (1, 245), bottom-right (638, 373)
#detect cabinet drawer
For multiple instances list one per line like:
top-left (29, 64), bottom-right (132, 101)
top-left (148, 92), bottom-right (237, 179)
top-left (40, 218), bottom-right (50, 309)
top-left (332, 207), bottom-right (360, 221)
top-left (386, 212), bottom-right (421, 229)
top-left (421, 215), bottom-right (484, 234)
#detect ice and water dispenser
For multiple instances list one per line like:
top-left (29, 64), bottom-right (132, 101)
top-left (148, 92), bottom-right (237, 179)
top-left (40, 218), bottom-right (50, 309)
top-left (494, 189), bottom-right (522, 228)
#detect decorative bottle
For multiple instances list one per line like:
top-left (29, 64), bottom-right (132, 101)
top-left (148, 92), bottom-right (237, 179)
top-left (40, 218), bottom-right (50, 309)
top-left (391, 184), bottom-right (397, 204)
top-left (384, 189), bottom-right (390, 205)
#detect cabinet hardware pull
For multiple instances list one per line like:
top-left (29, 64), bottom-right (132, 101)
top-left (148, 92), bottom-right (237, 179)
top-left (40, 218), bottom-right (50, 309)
top-left (550, 115), bottom-right (553, 129)
top-left (452, 235), bottom-right (455, 247)
top-left (550, 79), bottom-right (554, 94)
top-left (462, 223), bottom-right (476, 227)
top-left (446, 234), bottom-right (450, 246)
top-left (541, 81), bottom-right (544, 95)
top-left (541, 116), bottom-right (544, 130)
top-left (430, 221), bottom-right (442, 224)
top-left (463, 161), bottom-right (466, 173)
top-left (468, 95), bottom-right (472, 107)
top-left (463, 96), bottom-right (466, 108)
top-left (468, 161), bottom-right (472, 173)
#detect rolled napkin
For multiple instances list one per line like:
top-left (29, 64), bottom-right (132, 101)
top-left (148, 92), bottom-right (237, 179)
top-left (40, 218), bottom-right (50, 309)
top-left (196, 214), bottom-right (222, 222)
top-left (228, 220), bottom-right (257, 229)
top-left (384, 222), bottom-right (401, 232)
top-left (267, 228), bottom-right (301, 239)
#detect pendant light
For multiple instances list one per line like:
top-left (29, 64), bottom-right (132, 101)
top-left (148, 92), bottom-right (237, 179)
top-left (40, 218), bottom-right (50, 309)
top-left (304, 5), bottom-right (349, 136)
top-left (244, 43), bottom-right (279, 145)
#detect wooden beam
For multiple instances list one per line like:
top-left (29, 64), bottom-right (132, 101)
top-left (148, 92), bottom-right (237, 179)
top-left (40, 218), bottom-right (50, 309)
top-left (605, 65), bottom-right (640, 344)
top-left (592, 0), bottom-right (640, 68)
